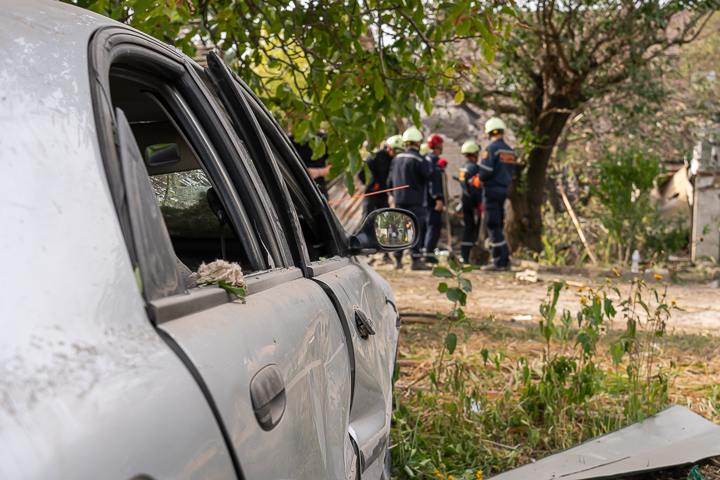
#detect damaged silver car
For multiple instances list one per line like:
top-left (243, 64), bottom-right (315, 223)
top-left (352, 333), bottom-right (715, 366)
top-left (0, 1), bottom-right (417, 479)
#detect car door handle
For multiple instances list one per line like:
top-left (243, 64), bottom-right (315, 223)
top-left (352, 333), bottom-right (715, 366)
top-left (354, 307), bottom-right (376, 339)
top-left (250, 364), bottom-right (286, 431)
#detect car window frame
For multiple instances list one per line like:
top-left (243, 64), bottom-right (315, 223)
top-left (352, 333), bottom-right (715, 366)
top-left (202, 53), bottom-right (311, 270)
top-left (89, 27), bottom-right (307, 321)
top-left (89, 27), bottom-right (291, 269)
top-left (109, 65), bottom-right (265, 271)
top-left (218, 69), bottom-right (352, 271)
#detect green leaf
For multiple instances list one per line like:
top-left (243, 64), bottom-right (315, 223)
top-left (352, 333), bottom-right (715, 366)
top-left (217, 280), bottom-right (247, 303)
top-left (445, 333), bottom-right (457, 354)
top-left (412, 109), bottom-right (421, 127)
top-left (500, 6), bottom-right (518, 18)
top-left (456, 18), bottom-right (472, 36)
top-left (459, 277), bottom-right (472, 292)
top-left (344, 172), bottom-right (355, 196)
top-left (438, 282), bottom-right (449, 292)
top-left (432, 266), bottom-right (455, 278)
top-left (454, 89), bottom-right (465, 104)
top-left (446, 287), bottom-right (467, 305)
top-left (373, 76), bottom-right (385, 102)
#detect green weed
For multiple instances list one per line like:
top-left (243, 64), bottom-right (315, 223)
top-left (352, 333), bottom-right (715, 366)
top-left (390, 264), bottom-right (678, 479)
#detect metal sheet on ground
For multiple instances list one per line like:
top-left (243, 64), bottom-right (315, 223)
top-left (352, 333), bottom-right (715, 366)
top-left (491, 406), bottom-right (720, 480)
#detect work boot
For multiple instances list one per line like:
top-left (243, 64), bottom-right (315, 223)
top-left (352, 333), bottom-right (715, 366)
top-left (423, 256), bottom-right (439, 264)
top-left (394, 257), bottom-right (403, 269)
top-left (411, 258), bottom-right (432, 271)
top-left (481, 263), bottom-right (510, 272)
top-left (382, 253), bottom-right (393, 264)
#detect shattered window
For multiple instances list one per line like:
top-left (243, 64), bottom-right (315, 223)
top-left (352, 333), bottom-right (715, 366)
top-left (151, 170), bottom-right (217, 238)
top-left (149, 169), bottom-right (251, 272)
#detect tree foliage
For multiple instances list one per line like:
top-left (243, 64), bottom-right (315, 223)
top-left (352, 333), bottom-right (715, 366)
top-left (65, 0), bottom-right (517, 192)
top-left (462, 0), bottom-right (718, 251)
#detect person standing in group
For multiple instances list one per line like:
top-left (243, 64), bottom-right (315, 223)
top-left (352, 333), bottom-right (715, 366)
top-left (422, 133), bottom-right (445, 264)
top-left (458, 140), bottom-right (484, 264)
top-left (478, 117), bottom-right (516, 271)
top-left (387, 126), bottom-right (433, 270)
top-left (358, 135), bottom-right (404, 219)
top-left (291, 133), bottom-right (331, 200)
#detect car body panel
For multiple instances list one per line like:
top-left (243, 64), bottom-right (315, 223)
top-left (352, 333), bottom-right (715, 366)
top-left (159, 275), bottom-right (354, 480)
top-left (0, 1), bottom-right (235, 479)
top-left (0, 2), bottom-right (399, 479)
top-left (314, 258), bottom-right (399, 475)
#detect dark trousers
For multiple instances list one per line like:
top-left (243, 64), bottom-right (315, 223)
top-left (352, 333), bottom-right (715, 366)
top-left (393, 204), bottom-right (425, 260)
top-left (482, 190), bottom-right (510, 267)
top-left (362, 194), bottom-right (389, 220)
top-left (461, 197), bottom-right (479, 262)
top-left (423, 207), bottom-right (442, 258)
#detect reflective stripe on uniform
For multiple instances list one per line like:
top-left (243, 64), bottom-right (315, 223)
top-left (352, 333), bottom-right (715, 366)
top-left (489, 240), bottom-right (507, 247)
top-left (479, 163), bottom-right (494, 171)
top-left (497, 149), bottom-right (515, 155)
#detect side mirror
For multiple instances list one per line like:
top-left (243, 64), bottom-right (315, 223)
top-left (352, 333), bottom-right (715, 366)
top-left (346, 208), bottom-right (419, 254)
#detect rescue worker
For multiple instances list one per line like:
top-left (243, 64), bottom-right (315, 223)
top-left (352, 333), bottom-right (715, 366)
top-left (387, 126), bottom-right (433, 270)
top-left (358, 135), bottom-right (404, 219)
top-left (478, 117), bottom-right (516, 271)
top-left (423, 133), bottom-right (445, 264)
top-left (291, 134), bottom-right (330, 200)
top-left (459, 140), bottom-right (484, 264)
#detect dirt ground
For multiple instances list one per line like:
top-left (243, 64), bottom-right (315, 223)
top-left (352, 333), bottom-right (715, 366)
top-left (373, 255), bottom-right (720, 423)
top-left (372, 257), bottom-right (720, 335)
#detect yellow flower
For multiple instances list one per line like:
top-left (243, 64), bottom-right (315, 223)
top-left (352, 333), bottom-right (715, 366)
top-left (577, 286), bottom-right (584, 292)
top-left (436, 470), bottom-right (443, 478)
top-left (605, 277), bottom-right (612, 282)
top-left (613, 267), bottom-right (619, 276)
top-left (580, 297), bottom-right (588, 305)
top-left (565, 284), bottom-right (569, 290)
top-left (476, 471), bottom-right (483, 480)
top-left (449, 476), bottom-right (455, 480)
top-left (596, 294), bottom-right (601, 303)
top-left (671, 300), bottom-right (677, 307)
top-left (633, 277), bottom-right (640, 282)
top-left (654, 274), bottom-right (662, 280)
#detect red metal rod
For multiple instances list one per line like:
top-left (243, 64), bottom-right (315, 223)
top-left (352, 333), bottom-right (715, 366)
top-left (328, 185), bottom-right (409, 204)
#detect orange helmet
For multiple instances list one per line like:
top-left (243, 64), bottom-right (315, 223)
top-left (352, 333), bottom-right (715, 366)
top-left (427, 133), bottom-right (443, 148)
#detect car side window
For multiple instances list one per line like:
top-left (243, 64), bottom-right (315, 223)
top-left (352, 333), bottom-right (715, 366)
top-left (108, 68), bottom-right (264, 275)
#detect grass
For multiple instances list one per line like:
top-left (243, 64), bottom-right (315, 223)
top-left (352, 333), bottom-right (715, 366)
top-left (391, 316), bottom-right (720, 479)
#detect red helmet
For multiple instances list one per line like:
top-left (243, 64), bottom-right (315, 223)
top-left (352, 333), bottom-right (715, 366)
top-left (427, 133), bottom-right (443, 148)
top-left (437, 158), bottom-right (448, 168)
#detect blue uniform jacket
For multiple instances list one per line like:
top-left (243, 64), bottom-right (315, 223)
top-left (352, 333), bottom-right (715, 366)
top-left (358, 148), bottom-right (393, 194)
top-left (459, 160), bottom-right (483, 203)
top-left (388, 147), bottom-right (433, 206)
top-left (479, 139), bottom-right (516, 194)
top-left (425, 152), bottom-right (444, 208)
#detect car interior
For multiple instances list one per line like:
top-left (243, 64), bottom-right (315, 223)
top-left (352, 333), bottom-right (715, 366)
top-left (108, 68), bottom-right (253, 277)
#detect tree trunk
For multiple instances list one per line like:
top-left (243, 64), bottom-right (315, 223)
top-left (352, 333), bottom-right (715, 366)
top-left (506, 108), bottom-right (573, 253)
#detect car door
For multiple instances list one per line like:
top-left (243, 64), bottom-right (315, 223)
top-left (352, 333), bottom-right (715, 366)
top-left (92, 29), bottom-right (357, 480)
top-left (203, 55), bottom-right (400, 479)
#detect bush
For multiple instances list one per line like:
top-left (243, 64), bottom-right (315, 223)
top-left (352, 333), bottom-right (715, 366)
top-left (592, 145), bottom-right (688, 261)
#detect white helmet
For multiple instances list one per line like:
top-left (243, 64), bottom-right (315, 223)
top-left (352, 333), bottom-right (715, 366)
top-left (402, 127), bottom-right (424, 143)
top-left (386, 135), bottom-right (404, 151)
top-left (461, 140), bottom-right (480, 154)
top-left (485, 117), bottom-right (506, 134)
